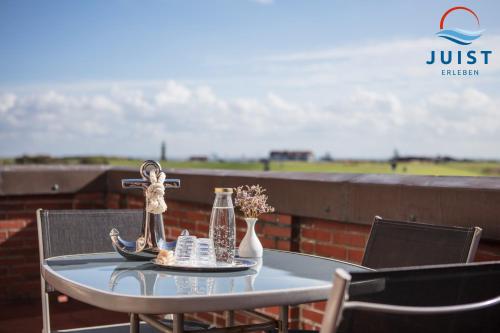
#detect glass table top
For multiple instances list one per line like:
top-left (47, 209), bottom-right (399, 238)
top-left (44, 250), bottom-right (368, 298)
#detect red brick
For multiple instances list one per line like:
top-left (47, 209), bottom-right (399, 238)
top-left (347, 248), bottom-right (364, 264)
top-left (5, 211), bottom-right (38, 219)
top-left (0, 202), bottom-right (25, 210)
top-left (195, 221), bottom-right (209, 235)
top-left (301, 323), bottom-right (315, 330)
top-left (276, 214), bottom-right (292, 225)
top-left (236, 231), bottom-right (246, 244)
top-left (475, 252), bottom-right (500, 262)
top-left (178, 220), bottom-right (196, 231)
top-left (0, 257), bottom-right (27, 265)
top-left (215, 317), bottom-right (226, 327)
top-left (348, 233), bottom-right (366, 248)
top-left (0, 238), bottom-right (29, 249)
top-left (170, 211), bottom-right (187, 219)
top-left (73, 201), bottom-right (106, 209)
top-left (333, 232), bottom-right (366, 248)
top-left (302, 309), bottom-right (323, 324)
top-left (260, 238), bottom-right (275, 249)
top-left (0, 219), bottom-right (29, 229)
top-left (263, 225), bottom-right (290, 238)
top-left (302, 228), bottom-right (332, 242)
top-left (277, 240), bottom-right (290, 251)
top-left (16, 264), bottom-right (41, 277)
top-left (315, 244), bottom-right (346, 260)
top-left (193, 312), bottom-right (214, 323)
top-left (9, 227), bottom-right (37, 238)
top-left (167, 227), bottom-right (183, 239)
top-left (261, 306), bottom-right (279, 315)
top-left (163, 217), bottom-right (179, 226)
top-left (234, 312), bottom-right (251, 325)
top-left (25, 200), bottom-right (74, 209)
top-left (258, 213), bottom-right (292, 225)
top-left (301, 241), bottom-right (315, 253)
top-left (254, 223), bottom-right (264, 233)
top-left (259, 214), bottom-right (278, 223)
top-left (185, 211), bottom-right (208, 222)
top-left (313, 301), bottom-right (327, 311)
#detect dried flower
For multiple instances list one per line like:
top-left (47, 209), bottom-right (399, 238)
top-left (234, 185), bottom-right (275, 218)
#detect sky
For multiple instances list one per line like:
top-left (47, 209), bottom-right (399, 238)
top-left (0, 0), bottom-right (499, 159)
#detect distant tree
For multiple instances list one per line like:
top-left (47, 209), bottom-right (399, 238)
top-left (80, 156), bottom-right (109, 165)
top-left (161, 141), bottom-right (167, 161)
top-left (15, 155), bottom-right (56, 164)
top-left (321, 152), bottom-right (333, 162)
top-left (260, 158), bottom-right (270, 171)
top-left (393, 149), bottom-right (400, 160)
top-left (390, 149), bottom-right (399, 171)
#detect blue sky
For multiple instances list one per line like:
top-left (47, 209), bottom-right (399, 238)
top-left (1, 0), bottom-right (499, 159)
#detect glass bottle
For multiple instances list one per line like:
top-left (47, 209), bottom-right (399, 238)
top-left (209, 188), bottom-right (236, 264)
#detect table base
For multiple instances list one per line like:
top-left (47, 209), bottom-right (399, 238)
top-left (133, 307), bottom-right (289, 333)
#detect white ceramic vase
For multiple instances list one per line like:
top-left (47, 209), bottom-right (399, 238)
top-left (238, 217), bottom-right (263, 258)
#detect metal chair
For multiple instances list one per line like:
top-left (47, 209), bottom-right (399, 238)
top-left (322, 262), bottom-right (500, 333)
top-left (361, 216), bottom-right (482, 268)
top-left (37, 209), bottom-right (209, 333)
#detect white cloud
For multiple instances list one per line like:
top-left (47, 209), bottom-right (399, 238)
top-left (155, 80), bottom-right (192, 106)
top-left (1, 80), bottom-right (499, 158)
top-left (252, 0), bottom-right (274, 5)
top-left (0, 93), bottom-right (16, 114)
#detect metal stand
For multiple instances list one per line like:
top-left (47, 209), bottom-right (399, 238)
top-left (279, 306), bottom-right (289, 333)
top-left (226, 311), bottom-right (235, 327)
top-left (173, 314), bottom-right (185, 333)
top-left (130, 313), bottom-right (139, 333)
top-left (137, 310), bottom-right (280, 333)
top-left (110, 160), bottom-right (180, 260)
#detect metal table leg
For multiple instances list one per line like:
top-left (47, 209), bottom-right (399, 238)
top-left (279, 306), bottom-right (288, 333)
top-left (173, 313), bottom-right (185, 333)
top-left (226, 310), bottom-right (235, 327)
top-left (131, 313), bottom-right (140, 333)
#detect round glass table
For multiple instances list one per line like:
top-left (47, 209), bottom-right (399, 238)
top-left (42, 249), bottom-right (369, 332)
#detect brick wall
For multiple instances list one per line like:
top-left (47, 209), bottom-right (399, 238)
top-left (1, 191), bottom-right (500, 329)
top-left (0, 193), bottom-right (110, 302)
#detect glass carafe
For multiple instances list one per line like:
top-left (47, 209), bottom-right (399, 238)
top-left (209, 188), bottom-right (236, 264)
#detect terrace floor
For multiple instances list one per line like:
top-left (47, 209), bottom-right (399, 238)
top-left (0, 297), bottom-right (128, 333)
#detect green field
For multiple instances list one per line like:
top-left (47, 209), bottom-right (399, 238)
top-left (104, 158), bottom-right (500, 177)
top-left (2, 156), bottom-right (499, 177)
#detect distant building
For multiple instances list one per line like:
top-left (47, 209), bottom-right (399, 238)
top-left (161, 141), bottom-right (167, 161)
top-left (189, 156), bottom-right (208, 162)
top-left (269, 150), bottom-right (314, 162)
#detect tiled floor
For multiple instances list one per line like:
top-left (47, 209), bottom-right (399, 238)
top-left (0, 298), bottom-right (128, 333)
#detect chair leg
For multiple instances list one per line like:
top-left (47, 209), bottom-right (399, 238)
top-left (130, 313), bottom-right (140, 333)
top-left (41, 279), bottom-right (51, 333)
top-left (279, 305), bottom-right (288, 333)
top-left (173, 314), bottom-right (184, 333)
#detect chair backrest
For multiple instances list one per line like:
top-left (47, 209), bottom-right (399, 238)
top-left (361, 216), bottom-right (482, 269)
top-left (37, 209), bottom-right (144, 260)
top-left (321, 262), bottom-right (500, 333)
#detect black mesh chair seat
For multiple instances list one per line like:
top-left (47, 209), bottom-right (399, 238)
top-left (362, 216), bottom-right (482, 269)
top-left (337, 262), bottom-right (500, 333)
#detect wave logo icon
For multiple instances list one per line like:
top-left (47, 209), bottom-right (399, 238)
top-left (436, 6), bottom-right (483, 45)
